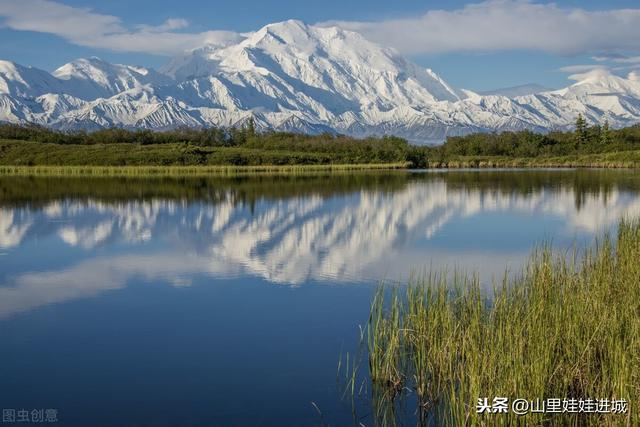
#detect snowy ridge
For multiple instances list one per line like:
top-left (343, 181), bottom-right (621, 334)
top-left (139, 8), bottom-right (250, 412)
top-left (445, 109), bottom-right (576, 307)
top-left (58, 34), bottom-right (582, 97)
top-left (2, 20), bottom-right (640, 143)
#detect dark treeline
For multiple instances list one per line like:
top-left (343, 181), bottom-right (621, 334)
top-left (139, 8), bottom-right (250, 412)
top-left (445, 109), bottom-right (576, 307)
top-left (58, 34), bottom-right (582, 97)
top-left (1, 116), bottom-right (640, 167)
top-left (432, 116), bottom-right (640, 159)
top-left (0, 121), bottom-right (407, 152)
top-left (0, 121), bottom-right (410, 165)
top-left (0, 123), bottom-right (235, 146)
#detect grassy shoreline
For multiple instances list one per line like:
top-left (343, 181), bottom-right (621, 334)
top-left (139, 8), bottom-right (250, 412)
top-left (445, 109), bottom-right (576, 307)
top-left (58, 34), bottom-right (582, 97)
top-left (0, 138), bottom-right (410, 169)
top-left (1, 136), bottom-right (640, 174)
top-left (351, 219), bottom-right (640, 426)
top-left (0, 155), bottom-right (638, 176)
top-left (0, 163), bottom-right (410, 177)
top-left (426, 150), bottom-right (640, 169)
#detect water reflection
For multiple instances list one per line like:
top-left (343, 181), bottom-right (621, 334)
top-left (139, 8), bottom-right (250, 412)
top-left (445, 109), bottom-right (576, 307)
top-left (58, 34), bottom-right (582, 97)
top-left (1, 170), bottom-right (639, 319)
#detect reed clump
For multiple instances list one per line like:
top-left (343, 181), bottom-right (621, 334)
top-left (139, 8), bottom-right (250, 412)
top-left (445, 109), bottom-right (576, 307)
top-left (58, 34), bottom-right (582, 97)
top-left (368, 288), bottom-right (406, 394)
top-left (366, 219), bottom-right (640, 426)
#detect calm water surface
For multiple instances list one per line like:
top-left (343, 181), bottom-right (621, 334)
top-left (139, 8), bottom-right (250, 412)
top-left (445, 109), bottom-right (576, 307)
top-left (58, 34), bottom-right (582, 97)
top-left (1, 170), bottom-right (639, 426)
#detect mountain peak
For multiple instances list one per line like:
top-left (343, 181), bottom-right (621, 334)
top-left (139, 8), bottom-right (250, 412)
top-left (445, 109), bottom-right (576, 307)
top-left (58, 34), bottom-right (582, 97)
top-left (0, 60), bottom-right (66, 97)
top-left (54, 57), bottom-right (130, 80)
top-left (243, 19), bottom-right (322, 53)
top-left (159, 20), bottom-right (462, 105)
top-left (0, 59), bottom-right (19, 71)
top-left (564, 68), bottom-right (640, 97)
top-left (570, 68), bottom-right (617, 84)
top-left (0, 60), bottom-right (37, 81)
top-left (251, 19), bottom-right (311, 40)
top-left (49, 58), bottom-right (171, 100)
top-left (261, 19), bottom-right (308, 32)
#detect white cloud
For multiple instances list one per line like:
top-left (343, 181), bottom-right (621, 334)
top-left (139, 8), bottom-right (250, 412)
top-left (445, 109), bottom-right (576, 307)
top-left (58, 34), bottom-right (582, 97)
top-left (320, 0), bottom-right (640, 55)
top-left (563, 67), bottom-right (616, 82)
top-left (592, 53), bottom-right (630, 62)
top-left (0, 0), bottom-right (243, 55)
top-left (592, 54), bottom-right (640, 65)
top-left (615, 57), bottom-right (640, 64)
top-left (136, 18), bottom-right (189, 33)
top-left (0, 0), bottom-right (122, 39)
top-left (2, 0), bottom-right (640, 59)
top-left (558, 64), bottom-right (609, 74)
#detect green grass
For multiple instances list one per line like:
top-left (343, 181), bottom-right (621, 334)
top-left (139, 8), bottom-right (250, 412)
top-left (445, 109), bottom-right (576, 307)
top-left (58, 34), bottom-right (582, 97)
top-left (0, 163), bottom-right (408, 177)
top-left (0, 138), bottom-right (409, 168)
top-left (428, 150), bottom-right (640, 168)
top-left (2, 138), bottom-right (640, 172)
top-left (368, 287), bottom-right (406, 393)
top-left (359, 219), bottom-right (640, 426)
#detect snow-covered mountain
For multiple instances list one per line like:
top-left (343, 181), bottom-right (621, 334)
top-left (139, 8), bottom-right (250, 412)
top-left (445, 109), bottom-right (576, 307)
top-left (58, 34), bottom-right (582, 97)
top-left (2, 20), bottom-right (640, 143)
top-left (53, 57), bottom-right (172, 99)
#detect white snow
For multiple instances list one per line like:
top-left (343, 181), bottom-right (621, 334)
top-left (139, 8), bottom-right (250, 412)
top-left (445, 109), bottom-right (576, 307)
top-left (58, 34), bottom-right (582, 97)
top-left (2, 20), bottom-right (640, 143)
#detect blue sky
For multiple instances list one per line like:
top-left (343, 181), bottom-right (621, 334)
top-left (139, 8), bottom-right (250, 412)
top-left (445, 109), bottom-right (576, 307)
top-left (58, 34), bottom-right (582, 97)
top-left (1, 0), bottom-right (640, 91)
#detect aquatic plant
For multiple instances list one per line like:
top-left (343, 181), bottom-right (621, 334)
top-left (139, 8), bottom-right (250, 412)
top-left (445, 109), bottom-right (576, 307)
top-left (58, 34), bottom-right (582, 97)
top-left (361, 218), bottom-right (640, 426)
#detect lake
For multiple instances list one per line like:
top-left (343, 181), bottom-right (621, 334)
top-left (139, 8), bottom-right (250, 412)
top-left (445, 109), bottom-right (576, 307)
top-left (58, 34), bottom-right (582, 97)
top-left (1, 169), bottom-right (639, 426)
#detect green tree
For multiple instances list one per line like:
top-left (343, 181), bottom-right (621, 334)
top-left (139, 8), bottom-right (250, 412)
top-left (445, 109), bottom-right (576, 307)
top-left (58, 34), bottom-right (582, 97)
top-left (575, 114), bottom-right (588, 148)
top-left (246, 117), bottom-right (256, 139)
top-left (601, 120), bottom-right (612, 146)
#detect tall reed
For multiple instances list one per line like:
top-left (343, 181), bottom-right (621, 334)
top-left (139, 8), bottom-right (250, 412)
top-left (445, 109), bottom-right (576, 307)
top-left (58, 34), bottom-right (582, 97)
top-left (364, 219), bottom-right (640, 426)
top-left (367, 287), bottom-right (405, 394)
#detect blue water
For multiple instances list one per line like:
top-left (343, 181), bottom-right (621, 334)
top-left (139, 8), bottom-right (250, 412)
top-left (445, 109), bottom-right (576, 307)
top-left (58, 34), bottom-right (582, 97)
top-left (1, 170), bottom-right (639, 426)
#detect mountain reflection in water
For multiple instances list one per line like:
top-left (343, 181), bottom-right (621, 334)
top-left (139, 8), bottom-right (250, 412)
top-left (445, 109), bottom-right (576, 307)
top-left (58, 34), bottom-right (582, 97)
top-left (1, 170), bottom-right (639, 319)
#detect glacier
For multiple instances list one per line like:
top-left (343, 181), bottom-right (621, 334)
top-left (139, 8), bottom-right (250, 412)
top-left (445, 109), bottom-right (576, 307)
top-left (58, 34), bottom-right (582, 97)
top-left (2, 20), bottom-right (640, 144)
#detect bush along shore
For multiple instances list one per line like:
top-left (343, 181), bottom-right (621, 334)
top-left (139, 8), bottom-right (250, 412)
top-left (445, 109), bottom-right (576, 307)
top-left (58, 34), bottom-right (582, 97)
top-left (0, 118), bottom-right (639, 171)
top-left (342, 218), bottom-right (640, 426)
top-left (0, 122), bottom-right (412, 168)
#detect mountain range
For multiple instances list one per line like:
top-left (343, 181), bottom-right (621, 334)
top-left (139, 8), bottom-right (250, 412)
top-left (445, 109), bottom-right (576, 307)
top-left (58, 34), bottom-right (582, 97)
top-left (2, 20), bottom-right (640, 144)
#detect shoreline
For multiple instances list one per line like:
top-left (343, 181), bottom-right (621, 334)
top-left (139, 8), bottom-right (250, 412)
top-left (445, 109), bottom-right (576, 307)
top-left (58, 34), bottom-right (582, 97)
top-left (0, 163), bottom-right (410, 177)
top-left (0, 160), bottom-right (637, 176)
top-left (427, 160), bottom-right (640, 169)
